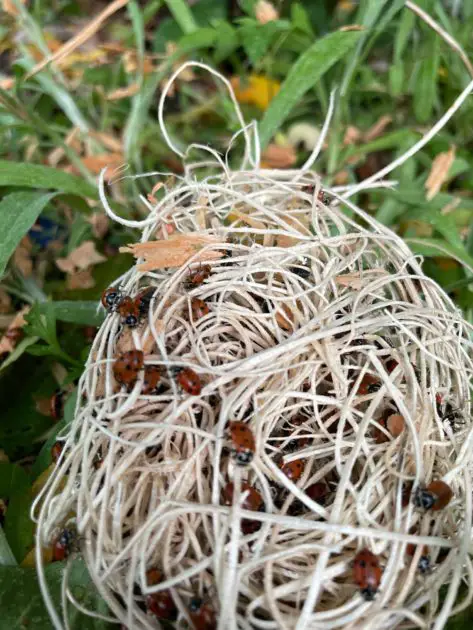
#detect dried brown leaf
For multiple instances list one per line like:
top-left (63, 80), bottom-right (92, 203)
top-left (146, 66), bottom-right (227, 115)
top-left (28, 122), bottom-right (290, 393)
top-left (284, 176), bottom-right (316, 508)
top-left (121, 234), bottom-right (223, 271)
top-left (87, 213), bottom-right (109, 239)
top-left (87, 131), bottom-right (123, 153)
top-left (13, 236), bottom-right (33, 276)
top-left (425, 147), bottom-right (456, 201)
top-left (57, 240), bottom-right (106, 274)
top-left (66, 269), bottom-right (95, 290)
top-left (81, 153), bottom-right (124, 177)
top-left (0, 289), bottom-right (12, 314)
top-left (335, 270), bottom-right (386, 290)
top-left (106, 82), bottom-right (140, 101)
top-left (343, 125), bottom-right (361, 146)
top-left (261, 143), bottom-right (297, 168)
top-left (0, 306), bottom-right (30, 354)
top-left (363, 115), bottom-right (392, 142)
top-left (255, 0), bottom-right (279, 23)
top-left (26, 0), bottom-right (129, 79)
top-left (339, 24), bottom-right (364, 31)
top-left (3, 0), bottom-right (25, 16)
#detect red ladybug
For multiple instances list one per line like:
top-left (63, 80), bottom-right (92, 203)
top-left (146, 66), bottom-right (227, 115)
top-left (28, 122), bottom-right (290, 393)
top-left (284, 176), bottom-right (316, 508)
top-left (176, 367), bottom-right (202, 395)
top-left (305, 482), bottom-right (328, 505)
top-left (187, 264), bottom-right (211, 288)
top-left (134, 287), bottom-right (155, 317)
top-left (189, 598), bottom-right (217, 630)
top-left (221, 482), bottom-right (263, 511)
top-left (358, 374), bottom-right (381, 396)
top-left (51, 441), bottom-right (64, 463)
top-left (118, 296), bottom-right (140, 328)
top-left (414, 480), bottom-right (453, 511)
top-left (146, 591), bottom-right (177, 620)
top-left (50, 390), bottom-right (65, 421)
top-left (280, 459), bottom-right (304, 482)
top-left (52, 527), bottom-right (77, 562)
top-left (191, 297), bottom-right (210, 321)
top-left (228, 421), bottom-right (256, 466)
top-left (101, 287), bottom-right (122, 311)
top-left (113, 350), bottom-right (144, 388)
top-left (353, 548), bottom-right (382, 601)
top-left (142, 366), bottom-right (161, 395)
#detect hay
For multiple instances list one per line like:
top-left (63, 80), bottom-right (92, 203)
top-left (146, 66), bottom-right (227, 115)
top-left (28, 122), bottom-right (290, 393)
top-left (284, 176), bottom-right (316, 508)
top-left (34, 62), bottom-right (473, 630)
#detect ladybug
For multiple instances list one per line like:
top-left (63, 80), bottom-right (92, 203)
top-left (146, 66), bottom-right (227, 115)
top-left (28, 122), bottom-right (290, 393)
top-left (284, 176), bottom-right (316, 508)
top-left (176, 367), bottom-right (202, 396)
top-left (317, 190), bottom-right (329, 204)
top-left (189, 598), bottom-right (217, 630)
top-left (118, 296), bottom-right (140, 328)
top-left (142, 366), bottom-right (161, 395)
top-left (280, 459), bottom-right (304, 482)
top-left (191, 297), bottom-right (210, 321)
top-left (305, 482), bottom-right (328, 505)
top-left (353, 548), bottom-right (382, 601)
top-left (146, 591), bottom-right (177, 620)
top-left (52, 527), bottom-right (78, 562)
top-left (221, 482), bottom-right (263, 512)
top-left (134, 287), bottom-right (155, 317)
top-left (358, 374), bottom-right (381, 396)
top-left (50, 390), bottom-right (65, 421)
top-left (113, 350), bottom-right (144, 388)
top-left (51, 441), bottom-right (64, 463)
top-left (146, 568), bottom-right (162, 586)
top-left (228, 421), bottom-right (256, 466)
top-left (414, 480), bottom-right (453, 511)
top-left (187, 264), bottom-right (212, 288)
top-left (385, 358), bottom-right (398, 374)
top-left (101, 287), bottom-right (122, 311)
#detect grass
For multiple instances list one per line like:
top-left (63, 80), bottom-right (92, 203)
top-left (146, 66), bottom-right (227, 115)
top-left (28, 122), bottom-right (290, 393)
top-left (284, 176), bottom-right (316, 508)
top-left (0, 0), bottom-right (473, 627)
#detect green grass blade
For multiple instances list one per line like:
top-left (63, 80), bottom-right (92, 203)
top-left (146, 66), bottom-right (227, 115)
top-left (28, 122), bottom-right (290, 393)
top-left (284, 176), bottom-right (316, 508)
top-left (164, 0), bottom-right (198, 34)
top-left (0, 192), bottom-right (57, 278)
top-left (413, 31), bottom-right (440, 123)
top-left (0, 161), bottom-right (98, 198)
top-left (259, 30), bottom-right (363, 149)
top-left (406, 237), bottom-right (473, 275)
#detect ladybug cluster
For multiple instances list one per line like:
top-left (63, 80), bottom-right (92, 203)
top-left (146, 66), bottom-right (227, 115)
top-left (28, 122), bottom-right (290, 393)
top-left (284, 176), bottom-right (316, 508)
top-left (102, 286), bottom-right (156, 328)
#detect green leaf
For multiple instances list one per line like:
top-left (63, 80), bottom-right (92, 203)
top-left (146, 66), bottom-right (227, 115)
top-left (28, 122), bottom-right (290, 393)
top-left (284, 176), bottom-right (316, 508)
top-left (164, 0), bottom-right (197, 34)
top-left (239, 19), bottom-right (288, 65)
top-left (24, 302), bottom-right (57, 348)
top-left (0, 161), bottom-right (97, 198)
top-left (413, 32), bottom-right (440, 123)
top-left (406, 238), bottom-right (473, 274)
top-left (212, 20), bottom-right (239, 63)
top-left (0, 462), bottom-right (34, 562)
top-left (291, 3), bottom-right (314, 36)
top-left (178, 26), bottom-right (217, 52)
top-left (0, 528), bottom-right (17, 567)
top-left (0, 559), bottom-right (113, 629)
top-left (0, 336), bottom-right (39, 374)
top-left (0, 192), bottom-right (56, 278)
top-left (259, 30), bottom-right (363, 148)
top-left (38, 301), bottom-right (103, 327)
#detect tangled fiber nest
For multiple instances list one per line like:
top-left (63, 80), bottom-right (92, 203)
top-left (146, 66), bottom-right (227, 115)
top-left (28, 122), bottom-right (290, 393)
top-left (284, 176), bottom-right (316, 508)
top-left (35, 66), bottom-right (473, 630)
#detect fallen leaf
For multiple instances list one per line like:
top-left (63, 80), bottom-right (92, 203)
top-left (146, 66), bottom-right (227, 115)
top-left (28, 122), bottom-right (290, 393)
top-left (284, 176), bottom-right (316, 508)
top-left (363, 115), bottom-right (392, 142)
top-left (0, 289), bottom-right (12, 314)
top-left (231, 75), bottom-right (280, 111)
top-left (81, 152), bottom-right (124, 177)
top-left (255, 0), bottom-right (279, 23)
top-left (0, 77), bottom-right (14, 90)
top-left (87, 130), bottom-right (123, 153)
top-left (56, 240), bottom-right (106, 274)
top-left (3, 0), bottom-right (25, 16)
top-left (66, 269), bottom-right (95, 290)
top-left (123, 51), bottom-right (156, 75)
top-left (87, 213), bottom-right (109, 239)
top-left (343, 125), bottom-right (361, 146)
top-left (335, 270), bottom-right (386, 290)
top-left (13, 236), bottom-right (33, 276)
top-left (48, 127), bottom-right (81, 167)
top-left (0, 306), bottom-right (30, 354)
top-left (261, 143), bottom-right (297, 168)
top-left (26, 0), bottom-right (130, 79)
top-left (339, 25), bottom-right (364, 31)
top-left (425, 147), bottom-right (456, 201)
top-left (106, 82), bottom-right (140, 100)
top-left (121, 234), bottom-right (224, 271)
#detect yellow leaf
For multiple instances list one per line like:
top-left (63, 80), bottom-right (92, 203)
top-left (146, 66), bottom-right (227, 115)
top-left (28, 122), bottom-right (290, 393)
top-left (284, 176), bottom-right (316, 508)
top-left (231, 75), bottom-right (280, 111)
